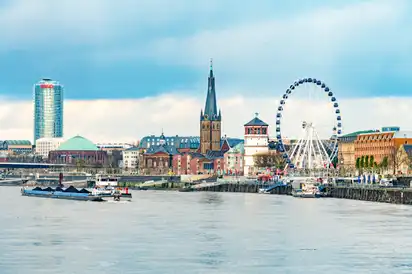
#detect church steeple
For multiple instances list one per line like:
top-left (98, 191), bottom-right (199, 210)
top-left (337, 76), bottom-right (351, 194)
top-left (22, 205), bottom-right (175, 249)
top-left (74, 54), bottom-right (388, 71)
top-left (202, 58), bottom-right (219, 121)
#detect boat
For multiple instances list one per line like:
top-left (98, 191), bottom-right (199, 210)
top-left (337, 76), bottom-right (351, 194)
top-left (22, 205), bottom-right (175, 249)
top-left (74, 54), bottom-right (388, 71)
top-left (94, 174), bottom-right (119, 187)
top-left (21, 186), bottom-right (105, 202)
top-left (91, 186), bottom-right (132, 201)
top-left (291, 179), bottom-right (321, 198)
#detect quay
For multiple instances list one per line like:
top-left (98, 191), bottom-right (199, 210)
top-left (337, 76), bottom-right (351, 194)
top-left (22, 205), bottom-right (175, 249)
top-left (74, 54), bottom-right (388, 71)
top-left (190, 180), bottom-right (412, 205)
top-left (329, 186), bottom-right (412, 205)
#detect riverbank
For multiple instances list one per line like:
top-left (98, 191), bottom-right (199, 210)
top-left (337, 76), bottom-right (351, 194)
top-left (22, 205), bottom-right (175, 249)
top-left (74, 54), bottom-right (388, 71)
top-left (329, 186), bottom-right (412, 204)
top-left (190, 183), bottom-right (412, 205)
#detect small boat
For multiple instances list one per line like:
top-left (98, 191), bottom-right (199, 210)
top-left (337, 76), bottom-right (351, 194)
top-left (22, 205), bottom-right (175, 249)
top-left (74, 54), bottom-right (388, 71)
top-left (292, 180), bottom-right (321, 198)
top-left (21, 186), bottom-right (104, 202)
top-left (91, 187), bottom-right (132, 201)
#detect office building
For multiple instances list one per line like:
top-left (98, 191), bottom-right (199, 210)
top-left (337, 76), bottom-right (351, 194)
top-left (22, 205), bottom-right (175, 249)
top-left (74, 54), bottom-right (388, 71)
top-left (33, 78), bottom-right (64, 143)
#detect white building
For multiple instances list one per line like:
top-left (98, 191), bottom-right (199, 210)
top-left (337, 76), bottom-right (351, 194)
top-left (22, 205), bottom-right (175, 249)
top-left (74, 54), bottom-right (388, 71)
top-left (122, 147), bottom-right (139, 169)
top-left (35, 137), bottom-right (66, 158)
top-left (96, 142), bottom-right (133, 152)
top-left (243, 113), bottom-right (269, 176)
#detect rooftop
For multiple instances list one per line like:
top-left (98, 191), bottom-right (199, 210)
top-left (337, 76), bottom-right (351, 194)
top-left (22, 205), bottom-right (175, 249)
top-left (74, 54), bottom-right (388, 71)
top-left (57, 135), bottom-right (98, 151)
top-left (244, 113), bottom-right (268, 127)
top-left (341, 130), bottom-right (377, 138)
top-left (393, 131), bottom-right (412, 139)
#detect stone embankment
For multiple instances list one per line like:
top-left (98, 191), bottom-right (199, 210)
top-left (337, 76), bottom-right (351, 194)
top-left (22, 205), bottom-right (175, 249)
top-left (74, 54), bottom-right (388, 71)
top-left (194, 183), bottom-right (412, 205)
top-left (195, 183), bottom-right (292, 194)
top-left (329, 186), bottom-right (412, 204)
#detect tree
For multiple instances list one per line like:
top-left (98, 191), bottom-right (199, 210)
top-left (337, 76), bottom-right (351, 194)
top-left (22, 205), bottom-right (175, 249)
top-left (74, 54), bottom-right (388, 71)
top-left (380, 156), bottom-right (389, 173)
top-left (364, 155), bottom-right (369, 169)
top-left (369, 155), bottom-right (375, 169)
top-left (360, 156), bottom-right (365, 171)
top-left (253, 152), bottom-right (285, 169)
top-left (76, 159), bottom-right (86, 171)
top-left (390, 146), bottom-right (410, 175)
top-left (356, 157), bottom-right (360, 171)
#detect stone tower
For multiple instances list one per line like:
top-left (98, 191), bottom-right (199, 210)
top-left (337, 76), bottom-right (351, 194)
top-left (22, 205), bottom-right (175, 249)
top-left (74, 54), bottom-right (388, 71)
top-left (200, 59), bottom-right (222, 154)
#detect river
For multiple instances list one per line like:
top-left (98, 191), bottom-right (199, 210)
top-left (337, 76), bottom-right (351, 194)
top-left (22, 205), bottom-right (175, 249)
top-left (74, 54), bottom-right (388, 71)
top-left (1, 187), bottom-right (411, 273)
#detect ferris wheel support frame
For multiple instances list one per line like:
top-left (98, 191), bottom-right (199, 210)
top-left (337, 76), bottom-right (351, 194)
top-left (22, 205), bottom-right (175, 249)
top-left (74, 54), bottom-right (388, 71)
top-left (276, 77), bottom-right (343, 172)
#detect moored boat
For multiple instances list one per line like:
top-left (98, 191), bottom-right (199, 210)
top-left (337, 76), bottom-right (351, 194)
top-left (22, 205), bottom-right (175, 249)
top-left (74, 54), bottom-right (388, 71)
top-left (21, 186), bottom-right (104, 202)
top-left (91, 186), bottom-right (132, 201)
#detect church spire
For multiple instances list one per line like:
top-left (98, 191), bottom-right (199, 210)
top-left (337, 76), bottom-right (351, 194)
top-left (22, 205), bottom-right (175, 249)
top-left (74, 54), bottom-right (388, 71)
top-left (203, 58), bottom-right (219, 120)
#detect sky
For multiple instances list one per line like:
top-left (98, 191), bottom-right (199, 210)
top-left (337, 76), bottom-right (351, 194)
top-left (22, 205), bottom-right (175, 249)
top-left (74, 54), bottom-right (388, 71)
top-left (0, 0), bottom-right (411, 143)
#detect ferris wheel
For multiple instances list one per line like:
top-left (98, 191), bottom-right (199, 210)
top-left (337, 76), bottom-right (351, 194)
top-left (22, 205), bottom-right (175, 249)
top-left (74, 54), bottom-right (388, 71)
top-left (275, 78), bottom-right (342, 171)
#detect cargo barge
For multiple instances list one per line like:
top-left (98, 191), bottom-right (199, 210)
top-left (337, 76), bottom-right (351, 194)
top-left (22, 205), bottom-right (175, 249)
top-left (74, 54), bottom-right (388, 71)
top-left (21, 186), bottom-right (105, 201)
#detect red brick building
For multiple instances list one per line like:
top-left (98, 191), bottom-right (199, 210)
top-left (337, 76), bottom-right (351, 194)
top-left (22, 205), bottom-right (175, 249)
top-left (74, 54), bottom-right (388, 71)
top-left (173, 151), bottom-right (225, 175)
top-left (48, 135), bottom-right (108, 167)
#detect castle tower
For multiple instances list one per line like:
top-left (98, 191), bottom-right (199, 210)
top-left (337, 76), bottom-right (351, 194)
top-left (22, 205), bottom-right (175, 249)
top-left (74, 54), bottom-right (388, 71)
top-left (200, 59), bottom-right (222, 154)
top-left (243, 113), bottom-right (269, 176)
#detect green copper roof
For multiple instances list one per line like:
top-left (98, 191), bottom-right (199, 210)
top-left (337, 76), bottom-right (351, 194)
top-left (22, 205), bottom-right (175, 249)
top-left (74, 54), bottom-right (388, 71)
top-left (228, 142), bottom-right (244, 154)
top-left (57, 135), bottom-right (98, 151)
top-left (340, 130), bottom-right (376, 138)
top-left (3, 140), bottom-right (32, 145)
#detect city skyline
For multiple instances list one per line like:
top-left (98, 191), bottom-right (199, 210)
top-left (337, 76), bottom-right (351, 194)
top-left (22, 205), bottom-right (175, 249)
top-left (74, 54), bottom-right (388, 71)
top-left (0, 0), bottom-right (411, 141)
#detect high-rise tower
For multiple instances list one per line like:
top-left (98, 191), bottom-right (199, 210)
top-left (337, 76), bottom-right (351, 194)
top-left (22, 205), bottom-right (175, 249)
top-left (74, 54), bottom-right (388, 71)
top-left (200, 59), bottom-right (222, 154)
top-left (33, 78), bottom-right (64, 143)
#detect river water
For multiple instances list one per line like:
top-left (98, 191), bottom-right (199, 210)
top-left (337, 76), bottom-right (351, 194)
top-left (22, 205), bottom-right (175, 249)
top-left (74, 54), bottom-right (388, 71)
top-left (1, 187), bottom-right (412, 273)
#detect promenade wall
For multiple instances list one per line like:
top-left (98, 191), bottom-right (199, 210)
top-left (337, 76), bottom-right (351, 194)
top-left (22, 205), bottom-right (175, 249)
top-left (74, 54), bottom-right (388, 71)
top-left (329, 186), bottom-right (412, 204)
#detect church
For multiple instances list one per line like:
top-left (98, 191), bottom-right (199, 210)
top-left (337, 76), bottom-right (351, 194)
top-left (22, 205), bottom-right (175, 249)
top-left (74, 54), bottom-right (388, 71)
top-left (140, 60), bottom-right (243, 175)
top-left (173, 60), bottom-right (243, 175)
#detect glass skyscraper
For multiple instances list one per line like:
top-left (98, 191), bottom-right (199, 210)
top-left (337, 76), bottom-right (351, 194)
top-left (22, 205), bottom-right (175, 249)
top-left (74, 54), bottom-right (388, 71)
top-left (33, 78), bottom-right (64, 143)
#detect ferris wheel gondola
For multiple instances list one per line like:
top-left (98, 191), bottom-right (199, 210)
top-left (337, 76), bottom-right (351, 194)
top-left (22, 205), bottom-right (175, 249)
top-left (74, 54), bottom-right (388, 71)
top-left (275, 78), bottom-right (342, 171)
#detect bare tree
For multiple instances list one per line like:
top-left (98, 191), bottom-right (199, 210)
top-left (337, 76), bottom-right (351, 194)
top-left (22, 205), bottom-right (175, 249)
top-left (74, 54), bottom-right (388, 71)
top-left (253, 151), bottom-right (285, 169)
top-left (390, 146), bottom-right (410, 175)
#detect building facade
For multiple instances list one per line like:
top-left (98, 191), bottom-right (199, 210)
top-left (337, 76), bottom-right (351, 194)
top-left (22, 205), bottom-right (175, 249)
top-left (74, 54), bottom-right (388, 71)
top-left (0, 140), bottom-right (32, 154)
top-left (172, 151), bottom-right (225, 175)
top-left (224, 142), bottom-right (244, 175)
top-left (49, 135), bottom-right (107, 166)
top-left (243, 114), bottom-right (269, 176)
top-left (354, 129), bottom-right (412, 173)
top-left (338, 130), bottom-right (376, 171)
top-left (122, 147), bottom-right (139, 169)
top-left (33, 79), bottom-right (64, 143)
top-left (35, 137), bottom-right (66, 158)
top-left (139, 133), bottom-right (179, 175)
top-left (200, 60), bottom-right (222, 154)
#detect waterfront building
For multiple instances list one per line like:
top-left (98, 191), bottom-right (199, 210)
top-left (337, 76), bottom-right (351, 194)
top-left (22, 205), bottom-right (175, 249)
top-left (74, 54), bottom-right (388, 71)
top-left (49, 135), bottom-right (107, 167)
top-left (0, 140), bottom-right (32, 154)
top-left (172, 151), bottom-right (225, 175)
top-left (338, 130), bottom-right (376, 171)
top-left (139, 132), bottom-right (180, 175)
top-left (122, 147), bottom-right (139, 169)
top-left (224, 142), bottom-right (244, 175)
top-left (33, 78), bottom-right (64, 143)
top-left (243, 113), bottom-right (269, 176)
top-left (200, 60), bottom-right (222, 155)
top-left (35, 137), bottom-right (66, 158)
top-left (354, 128), bottom-right (412, 174)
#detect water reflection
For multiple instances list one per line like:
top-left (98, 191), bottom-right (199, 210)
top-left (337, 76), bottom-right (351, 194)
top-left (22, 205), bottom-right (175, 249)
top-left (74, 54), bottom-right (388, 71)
top-left (198, 192), bottom-right (224, 205)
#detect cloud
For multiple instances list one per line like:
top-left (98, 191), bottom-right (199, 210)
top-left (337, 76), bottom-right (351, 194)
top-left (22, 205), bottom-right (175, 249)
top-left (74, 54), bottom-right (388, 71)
top-left (0, 93), bottom-right (410, 144)
top-left (136, 0), bottom-right (412, 97)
